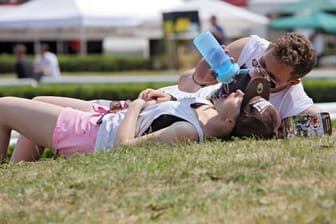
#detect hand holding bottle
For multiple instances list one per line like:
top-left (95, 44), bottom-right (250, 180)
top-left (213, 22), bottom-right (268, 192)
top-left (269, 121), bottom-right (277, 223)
top-left (193, 31), bottom-right (248, 83)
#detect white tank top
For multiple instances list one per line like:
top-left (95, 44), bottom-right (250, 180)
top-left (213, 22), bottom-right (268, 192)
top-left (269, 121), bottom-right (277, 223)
top-left (94, 97), bottom-right (209, 152)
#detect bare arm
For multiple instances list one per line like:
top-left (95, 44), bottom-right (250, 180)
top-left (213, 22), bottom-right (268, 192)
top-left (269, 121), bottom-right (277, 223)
top-left (33, 96), bottom-right (94, 111)
top-left (299, 105), bottom-right (321, 115)
top-left (113, 99), bottom-right (198, 148)
top-left (225, 37), bottom-right (250, 61)
top-left (178, 36), bottom-right (250, 92)
top-left (138, 88), bottom-right (173, 102)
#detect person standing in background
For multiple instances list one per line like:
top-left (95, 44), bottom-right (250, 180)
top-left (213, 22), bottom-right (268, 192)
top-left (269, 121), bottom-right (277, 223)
top-left (209, 15), bottom-right (226, 45)
top-left (34, 43), bottom-right (61, 81)
top-left (13, 44), bottom-right (34, 79)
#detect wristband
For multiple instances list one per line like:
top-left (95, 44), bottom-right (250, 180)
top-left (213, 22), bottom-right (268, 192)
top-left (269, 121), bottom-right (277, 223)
top-left (192, 72), bottom-right (207, 87)
top-left (167, 94), bottom-right (177, 101)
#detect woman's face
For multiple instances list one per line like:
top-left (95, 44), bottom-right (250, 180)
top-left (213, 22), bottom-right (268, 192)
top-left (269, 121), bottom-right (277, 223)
top-left (212, 89), bottom-right (244, 120)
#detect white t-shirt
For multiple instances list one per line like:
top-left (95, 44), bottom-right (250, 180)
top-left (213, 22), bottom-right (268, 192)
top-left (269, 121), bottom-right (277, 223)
top-left (34, 51), bottom-right (60, 77)
top-left (160, 35), bottom-right (314, 119)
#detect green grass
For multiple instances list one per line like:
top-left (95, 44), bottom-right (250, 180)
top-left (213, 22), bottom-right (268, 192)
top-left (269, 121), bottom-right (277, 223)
top-left (1, 133), bottom-right (336, 224)
top-left (0, 71), bottom-right (335, 223)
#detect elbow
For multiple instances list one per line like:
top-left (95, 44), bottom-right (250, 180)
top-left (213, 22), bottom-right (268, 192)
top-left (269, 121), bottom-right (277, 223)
top-left (113, 140), bottom-right (124, 148)
top-left (300, 105), bottom-right (321, 115)
top-left (113, 139), bottom-right (133, 148)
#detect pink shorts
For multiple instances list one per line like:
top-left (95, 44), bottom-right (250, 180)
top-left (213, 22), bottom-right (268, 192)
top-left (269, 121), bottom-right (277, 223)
top-left (52, 107), bottom-right (101, 156)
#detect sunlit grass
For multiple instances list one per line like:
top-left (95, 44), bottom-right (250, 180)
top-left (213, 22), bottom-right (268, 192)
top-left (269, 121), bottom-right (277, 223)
top-left (0, 71), bottom-right (335, 223)
top-left (1, 134), bottom-right (335, 223)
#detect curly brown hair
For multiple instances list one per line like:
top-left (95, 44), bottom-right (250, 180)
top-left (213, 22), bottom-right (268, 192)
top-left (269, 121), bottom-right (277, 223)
top-left (271, 32), bottom-right (317, 80)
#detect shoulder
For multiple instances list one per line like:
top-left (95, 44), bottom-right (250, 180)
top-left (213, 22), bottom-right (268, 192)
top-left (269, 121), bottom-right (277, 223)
top-left (246, 35), bottom-right (270, 52)
top-left (227, 37), bottom-right (251, 60)
top-left (171, 121), bottom-right (199, 141)
top-left (250, 35), bottom-right (268, 42)
top-left (229, 35), bottom-right (268, 47)
top-left (235, 35), bottom-right (270, 68)
top-left (227, 36), bottom-right (250, 49)
top-left (46, 51), bottom-right (57, 59)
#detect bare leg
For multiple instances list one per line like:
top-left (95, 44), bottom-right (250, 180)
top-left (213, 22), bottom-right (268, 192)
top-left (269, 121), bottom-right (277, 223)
top-left (0, 126), bottom-right (10, 161)
top-left (0, 96), bottom-right (63, 162)
top-left (11, 136), bottom-right (44, 162)
top-left (12, 96), bottom-right (96, 161)
top-left (33, 96), bottom-right (95, 111)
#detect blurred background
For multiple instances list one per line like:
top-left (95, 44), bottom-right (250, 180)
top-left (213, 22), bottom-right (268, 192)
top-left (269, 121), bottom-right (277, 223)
top-left (0, 0), bottom-right (335, 70)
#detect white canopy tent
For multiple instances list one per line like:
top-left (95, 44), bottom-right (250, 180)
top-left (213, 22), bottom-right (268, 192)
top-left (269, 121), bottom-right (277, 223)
top-left (0, 0), bottom-right (182, 54)
top-left (0, 0), bottom-right (269, 54)
top-left (0, 5), bottom-right (17, 15)
top-left (164, 0), bottom-right (269, 38)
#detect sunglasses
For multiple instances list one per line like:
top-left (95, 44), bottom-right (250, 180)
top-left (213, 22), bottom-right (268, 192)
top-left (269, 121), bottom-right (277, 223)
top-left (252, 58), bottom-right (276, 88)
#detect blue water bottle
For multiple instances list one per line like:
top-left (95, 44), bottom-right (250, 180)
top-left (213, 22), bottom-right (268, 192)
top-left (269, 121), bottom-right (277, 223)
top-left (193, 31), bottom-right (245, 83)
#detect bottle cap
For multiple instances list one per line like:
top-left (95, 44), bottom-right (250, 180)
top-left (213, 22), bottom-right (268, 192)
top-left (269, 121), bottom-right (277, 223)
top-left (216, 63), bottom-right (240, 83)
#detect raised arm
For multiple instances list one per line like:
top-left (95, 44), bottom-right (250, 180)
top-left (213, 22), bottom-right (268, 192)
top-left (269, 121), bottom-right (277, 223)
top-left (178, 36), bottom-right (250, 92)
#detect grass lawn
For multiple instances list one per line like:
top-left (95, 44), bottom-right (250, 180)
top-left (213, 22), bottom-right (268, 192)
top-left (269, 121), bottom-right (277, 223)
top-left (0, 71), bottom-right (335, 223)
top-left (1, 132), bottom-right (335, 223)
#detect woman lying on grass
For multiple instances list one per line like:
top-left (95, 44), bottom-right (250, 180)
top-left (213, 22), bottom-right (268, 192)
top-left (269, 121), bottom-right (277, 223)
top-left (2, 78), bottom-right (280, 163)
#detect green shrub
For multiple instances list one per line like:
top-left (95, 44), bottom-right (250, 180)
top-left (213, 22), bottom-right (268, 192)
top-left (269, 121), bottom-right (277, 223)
top-left (0, 54), bottom-right (15, 73)
top-left (0, 54), bottom-right (154, 74)
top-left (302, 79), bottom-right (336, 102)
top-left (58, 55), bottom-right (153, 72)
top-left (0, 79), bottom-right (334, 103)
top-left (0, 83), bottom-right (174, 100)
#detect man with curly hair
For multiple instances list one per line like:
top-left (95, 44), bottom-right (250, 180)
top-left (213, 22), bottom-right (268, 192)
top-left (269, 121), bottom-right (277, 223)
top-left (171, 32), bottom-right (320, 119)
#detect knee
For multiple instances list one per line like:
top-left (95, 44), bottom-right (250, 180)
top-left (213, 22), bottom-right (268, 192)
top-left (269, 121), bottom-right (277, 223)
top-left (0, 97), bottom-right (23, 111)
top-left (32, 96), bottom-right (45, 101)
top-left (32, 96), bottom-right (56, 104)
top-left (0, 96), bottom-right (19, 103)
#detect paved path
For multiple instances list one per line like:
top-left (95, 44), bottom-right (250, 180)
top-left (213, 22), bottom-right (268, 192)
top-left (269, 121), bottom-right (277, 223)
top-left (305, 69), bottom-right (336, 79)
top-left (315, 102), bottom-right (336, 120)
top-left (0, 68), bottom-right (335, 86)
top-left (0, 74), bottom-right (180, 87)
